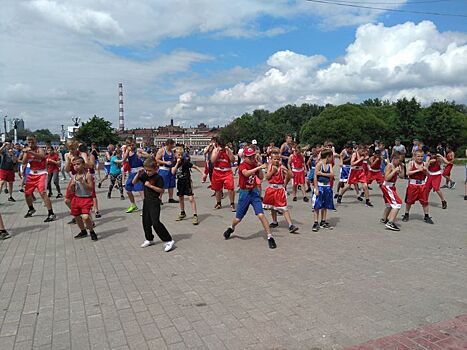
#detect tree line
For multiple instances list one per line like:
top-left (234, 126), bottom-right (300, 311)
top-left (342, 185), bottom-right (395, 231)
top-left (220, 98), bottom-right (467, 156)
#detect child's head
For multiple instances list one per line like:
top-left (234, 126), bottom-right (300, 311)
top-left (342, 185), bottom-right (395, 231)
top-left (294, 146), bottom-right (302, 154)
top-left (72, 157), bottom-right (86, 172)
top-left (243, 147), bottom-right (256, 164)
top-left (174, 147), bottom-right (184, 159)
top-left (321, 149), bottom-right (333, 162)
top-left (414, 149), bottom-right (424, 163)
top-left (271, 154), bottom-right (281, 166)
top-left (143, 158), bottom-right (158, 175)
top-left (47, 147), bottom-right (55, 154)
top-left (391, 153), bottom-right (401, 167)
top-left (114, 149), bottom-right (122, 157)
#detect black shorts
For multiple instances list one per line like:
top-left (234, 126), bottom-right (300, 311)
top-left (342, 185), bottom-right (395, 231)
top-left (177, 178), bottom-right (193, 197)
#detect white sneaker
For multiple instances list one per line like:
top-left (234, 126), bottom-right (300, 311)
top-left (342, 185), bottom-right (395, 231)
top-left (163, 240), bottom-right (175, 252)
top-left (140, 240), bottom-right (154, 248)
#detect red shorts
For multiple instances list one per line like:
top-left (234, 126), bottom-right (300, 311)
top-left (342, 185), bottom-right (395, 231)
top-left (25, 173), bottom-right (47, 195)
top-left (71, 196), bottom-right (94, 216)
top-left (381, 185), bottom-right (402, 209)
top-left (0, 169), bottom-right (15, 182)
top-left (204, 161), bottom-right (209, 175)
top-left (123, 162), bottom-right (130, 173)
top-left (292, 170), bottom-right (305, 185)
top-left (405, 184), bottom-right (428, 206)
top-left (367, 170), bottom-right (384, 184)
top-left (348, 169), bottom-right (367, 185)
top-left (211, 169), bottom-right (234, 191)
top-left (426, 174), bottom-right (441, 192)
top-left (263, 186), bottom-right (287, 210)
top-left (442, 164), bottom-right (453, 177)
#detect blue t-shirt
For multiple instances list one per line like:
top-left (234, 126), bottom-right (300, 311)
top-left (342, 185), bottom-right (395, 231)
top-left (110, 156), bottom-right (122, 175)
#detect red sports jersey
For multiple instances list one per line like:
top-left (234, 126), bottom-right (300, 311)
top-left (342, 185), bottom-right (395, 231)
top-left (27, 150), bottom-right (47, 171)
top-left (409, 162), bottom-right (426, 181)
top-left (47, 153), bottom-right (60, 173)
top-left (291, 154), bottom-right (304, 171)
top-left (369, 157), bottom-right (381, 171)
top-left (428, 159), bottom-right (441, 173)
top-left (238, 161), bottom-right (259, 190)
top-left (268, 164), bottom-right (284, 185)
top-left (214, 149), bottom-right (231, 169)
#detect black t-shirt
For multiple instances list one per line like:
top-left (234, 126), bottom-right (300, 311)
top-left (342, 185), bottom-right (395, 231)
top-left (0, 149), bottom-right (15, 170)
top-left (176, 159), bottom-right (193, 180)
top-left (91, 149), bottom-right (99, 160)
top-left (139, 172), bottom-right (164, 201)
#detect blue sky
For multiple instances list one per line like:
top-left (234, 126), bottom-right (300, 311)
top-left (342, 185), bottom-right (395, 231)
top-left (1, 0), bottom-right (467, 131)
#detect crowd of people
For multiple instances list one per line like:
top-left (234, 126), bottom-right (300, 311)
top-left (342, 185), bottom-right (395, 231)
top-left (0, 134), bottom-right (465, 249)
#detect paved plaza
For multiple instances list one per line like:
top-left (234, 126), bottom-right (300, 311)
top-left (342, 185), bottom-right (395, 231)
top-left (0, 166), bottom-right (466, 350)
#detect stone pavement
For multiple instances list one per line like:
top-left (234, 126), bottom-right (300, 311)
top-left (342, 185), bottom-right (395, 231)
top-left (0, 166), bottom-right (466, 350)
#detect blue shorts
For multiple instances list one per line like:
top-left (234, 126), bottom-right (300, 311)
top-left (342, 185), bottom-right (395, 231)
top-left (24, 167), bottom-right (30, 184)
top-left (307, 168), bottom-right (315, 181)
top-left (339, 166), bottom-right (350, 182)
top-left (312, 186), bottom-right (335, 210)
top-left (125, 172), bottom-right (144, 192)
top-left (158, 169), bottom-right (176, 189)
top-left (236, 188), bottom-right (264, 220)
top-left (104, 164), bottom-right (111, 175)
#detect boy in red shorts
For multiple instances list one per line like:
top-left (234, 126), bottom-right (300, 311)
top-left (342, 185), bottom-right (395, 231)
top-left (337, 145), bottom-right (373, 207)
top-left (402, 150), bottom-right (433, 224)
top-left (70, 157), bottom-right (98, 241)
top-left (210, 139), bottom-right (236, 211)
top-left (441, 145), bottom-right (455, 189)
top-left (263, 153), bottom-right (298, 233)
top-left (380, 153), bottom-right (405, 231)
top-left (288, 146), bottom-right (308, 202)
top-left (22, 135), bottom-right (56, 222)
top-left (425, 149), bottom-right (448, 209)
top-left (0, 140), bottom-right (17, 202)
top-left (223, 147), bottom-right (276, 249)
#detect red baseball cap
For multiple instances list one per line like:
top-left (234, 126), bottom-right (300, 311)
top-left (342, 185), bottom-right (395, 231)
top-left (243, 147), bottom-right (256, 157)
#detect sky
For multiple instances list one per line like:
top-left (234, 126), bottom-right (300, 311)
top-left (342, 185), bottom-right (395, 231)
top-left (1, 0), bottom-right (466, 133)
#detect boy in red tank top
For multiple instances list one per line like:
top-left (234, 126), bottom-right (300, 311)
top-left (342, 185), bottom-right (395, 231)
top-left (402, 150), bottom-right (433, 224)
top-left (210, 139), bottom-right (236, 211)
top-left (288, 146), bottom-right (308, 202)
top-left (425, 149), bottom-right (448, 209)
top-left (263, 153), bottom-right (299, 233)
top-left (22, 135), bottom-right (56, 222)
top-left (380, 153), bottom-right (405, 231)
top-left (222, 147), bottom-right (276, 249)
top-left (441, 145), bottom-right (455, 189)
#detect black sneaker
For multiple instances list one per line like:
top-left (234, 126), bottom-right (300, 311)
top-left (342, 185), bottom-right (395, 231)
top-left (90, 232), bottom-right (98, 241)
top-left (402, 213), bottom-right (409, 222)
top-left (336, 195), bottom-right (342, 204)
top-left (107, 193), bottom-right (111, 199)
top-left (303, 197), bottom-right (309, 203)
top-left (47, 193), bottom-right (52, 198)
top-left (357, 196), bottom-right (363, 202)
top-left (223, 227), bottom-right (234, 240)
top-left (368, 187), bottom-right (373, 191)
top-left (44, 214), bottom-right (56, 222)
top-left (95, 212), bottom-right (102, 218)
top-left (268, 237), bottom-right (277, 249)
top-left (168, 199), bottom-right (179, 203)
top-left (441, 201), bottom-right (447, 209)
top-left (424, 216), bottom-right (434, 224)
top-left (289, 225), bottom-right (299, 234)
top-left (24, 209), bottom-right (36, 218)
top-left (74, 231), bottom-right (87, 239)
top-left (269, 222), bottom-right (279, 228)
top-left (0, 231), bottom-right (11, 240)
top-left (365, 200), bottom-right (373, 207)
top-left (464, 195), bottom-right (467, 200)
top-left (56, 193), bottom-right (63, 199)
top-left (312, 222), bottom-right (319, 232)
top-left (385, 221), bottom-right (400, 231)
top-left (68, 218), bottom-right (77, 224)
top-left (4, 188), bottom-right (8, 194)
top-left (120, 195), bottom-right (125, 200)
top-left (292, 197), bottom-right (297, 202)
top-left (334, 193), bottom-right (339, 199)
top-left (8, 197), bottom-right (15, 202)
top-left (449, 181), bottom-right (456, 189)
top-left (320, 221), bottom-right (331, 229)
top-left (380, 218), bottom-right (388, 224)
top-left (306, 188), bottom-right (312, 193)
top-left (97, 182), bottom-right (102, 189)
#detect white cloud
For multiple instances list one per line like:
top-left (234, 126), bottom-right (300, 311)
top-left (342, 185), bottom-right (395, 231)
top-left (168, 21), bottom-right (467, 124)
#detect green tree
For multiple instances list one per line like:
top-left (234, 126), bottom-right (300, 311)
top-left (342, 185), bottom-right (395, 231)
top-left (417, 101), bottom-right (467, 149)
top-left (395, 97), bottom-right (421, 142)
top-left (300, 104), bottom-right (388, 149)
top-left (74, 115), bottom-right (119, 147)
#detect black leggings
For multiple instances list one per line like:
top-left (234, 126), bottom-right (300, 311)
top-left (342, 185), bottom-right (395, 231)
top-left (108, 174), bottom-right (123, 195)
top-left (47, 172), bottom-right (61, 194)
top-left (142, 200), bottom-right (172, 242)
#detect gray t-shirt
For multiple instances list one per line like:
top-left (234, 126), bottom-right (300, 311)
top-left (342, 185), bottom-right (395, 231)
top-left (393, 144), bottom-right (406, 155)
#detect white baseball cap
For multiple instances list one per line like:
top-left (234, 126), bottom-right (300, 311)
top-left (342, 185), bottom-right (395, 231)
top-left (251, 139), bottom-right (257, 145)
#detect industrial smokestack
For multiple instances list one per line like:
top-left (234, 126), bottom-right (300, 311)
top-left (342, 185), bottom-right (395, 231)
top-left (118, 83), bottom-right (124, 131)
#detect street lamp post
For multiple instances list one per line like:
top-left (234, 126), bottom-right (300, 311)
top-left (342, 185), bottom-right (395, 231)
top-left (3, 116), bottom-right (7, 142)
top-left (12, 118), bottom-right (20, 144)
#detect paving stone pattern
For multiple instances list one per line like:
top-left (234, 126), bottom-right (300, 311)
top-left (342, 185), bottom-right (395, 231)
top-left (0, 166), bottom-right (466, 349)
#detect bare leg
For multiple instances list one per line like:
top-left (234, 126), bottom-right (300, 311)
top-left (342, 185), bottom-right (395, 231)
top-left (188, 196), bottom-right (197, 215)
top-left (283, 210), bottom-right (293, 226)
top-left (228, 190), bottom-right (235, 206)
top-left (388, 208), bottom-right (399, 222)
top-left (257, 213), bottom-right (271, 236)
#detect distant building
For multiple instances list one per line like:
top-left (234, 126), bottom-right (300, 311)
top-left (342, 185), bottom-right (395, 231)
top-left (117, 121), bottom-right (221, 150)
top-left (15, 119), bottom-right (25, 131)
